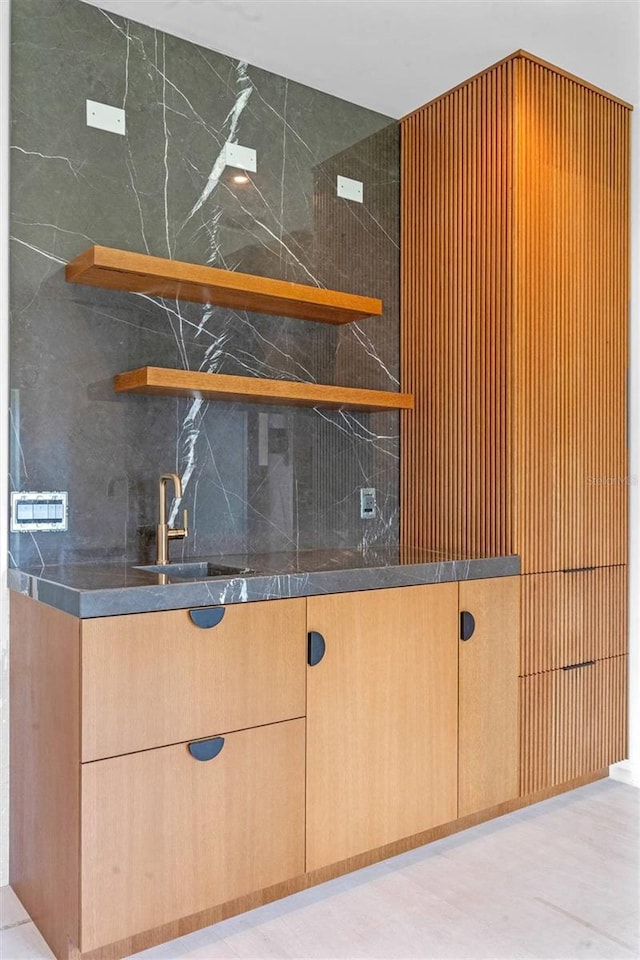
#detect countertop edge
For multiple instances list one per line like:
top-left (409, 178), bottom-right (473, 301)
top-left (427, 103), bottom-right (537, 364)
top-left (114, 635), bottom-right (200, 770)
top-left (8, 555), bottom-right (521, 618)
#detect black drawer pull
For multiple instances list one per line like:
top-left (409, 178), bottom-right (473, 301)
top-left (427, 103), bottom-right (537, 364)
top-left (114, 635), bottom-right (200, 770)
top-left (188, 737), bottom-right (225, 761)
top-left (308, 631), bottom-right (326, 666)
top-left (562, 660), bottom-right (596, 671)
top-left (189, 607), bottom-right (225, 629)
top-left (460, 611), bottom-right (476, 642)
top-left (561, 567), bottom-right (596, 574)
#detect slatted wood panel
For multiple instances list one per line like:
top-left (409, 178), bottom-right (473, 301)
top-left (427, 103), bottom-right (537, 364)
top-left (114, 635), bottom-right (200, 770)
top-left (520, 567), bottom-right (628, 676)
top-left (400, 58), bottom-right (515, 555)
top-left (513, 58), bottom-right (630, 573)
top-left (400, 51), bottom-right (630, 570)
top-left (519, 655), bottom-right (627, 795)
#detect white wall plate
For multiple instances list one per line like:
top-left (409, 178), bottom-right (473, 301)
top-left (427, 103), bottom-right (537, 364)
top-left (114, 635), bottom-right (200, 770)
top-left (86, 99), bottom-right (126, 135)
top-left (337, 175), bottom-right (363, 203)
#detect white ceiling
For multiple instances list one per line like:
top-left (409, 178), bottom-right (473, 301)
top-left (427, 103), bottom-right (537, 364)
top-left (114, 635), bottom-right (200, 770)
top-left (81, 0), bottom-right (639, 117)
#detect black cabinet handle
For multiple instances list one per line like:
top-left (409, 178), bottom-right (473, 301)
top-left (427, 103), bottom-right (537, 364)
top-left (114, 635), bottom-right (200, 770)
top-left (308, 630), bottom-right (326, 666)
top-left (562, 660), bottom-right (596, 671)
top-left (189, 607), bottom-right (225, 629)
top-left (460, 611), bottom-right (476, 642)
top-left (188, 737), bottom-right (225, 761)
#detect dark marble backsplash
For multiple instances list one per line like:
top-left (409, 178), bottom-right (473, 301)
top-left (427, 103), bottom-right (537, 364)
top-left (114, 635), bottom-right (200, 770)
top-left (9, 0), bottom-right (400, 568)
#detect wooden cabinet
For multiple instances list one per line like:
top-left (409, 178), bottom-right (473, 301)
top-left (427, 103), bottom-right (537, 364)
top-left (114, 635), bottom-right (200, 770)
top-left (82, 599), bottom-right (306, 761)
top-left (400, 50), bottom-right (630, 572)
top-left (520, 567), bottom-right (628, 676)
top-left (400, 51), bottom-right (630, 796)
top-left (9, 576), bottom-right (521, 957)
top-left (520, 657), bottom-right (627, 796)
top-left (306, 583), bottom-right (459, 871)
top-left (519, 567), bottom-right (628, 793)
top-left (81, 720), bottom-right (305, 951)
top-left (10, 592), bottom-right (307, 960)
top-left (458, 577), bottom-right (520, 817)
top-left (306, 577), bottom-right (520, 870)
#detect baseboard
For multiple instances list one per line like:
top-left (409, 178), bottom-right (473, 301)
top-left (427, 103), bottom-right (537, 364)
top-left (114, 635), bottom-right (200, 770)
top-left (609, 759), bottom-right (640, 788)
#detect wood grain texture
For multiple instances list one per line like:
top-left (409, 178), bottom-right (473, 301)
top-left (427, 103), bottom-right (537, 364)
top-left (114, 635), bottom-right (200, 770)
top-left (9, 594), bottom-right (81, 960)
top-left (400, 57), bottom-right (515, 557)
top-left (66, 245), bottom-right (382, 324)
top-left (306, 584), bottom-right (459, 872)
top-left (519, 655), bottom-right (627, 795)
top-left (400, 53), bottom-right (630, 573)
top-left (81, 598), bottom-right (306, 761)
top-left (81, 719), bottom-right (305, 952)
top-left (77, 767), bottom-right (607, 960)
top-left (401, 50), bottom-right (633, 120)
top-left (513, 58), bottom-right (630, 574)
top-left (458, 577), bottom-right (520, 817)
top-left (114, 366), bottom-right (414, 412)
top-left (520, 567), bottom-right (628, 676)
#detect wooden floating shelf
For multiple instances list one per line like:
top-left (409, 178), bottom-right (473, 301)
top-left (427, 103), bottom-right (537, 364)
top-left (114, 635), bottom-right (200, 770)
top-left (115, 367), bottom-right (414, 412)
top-left (66, 245), bottom-right (383, 325)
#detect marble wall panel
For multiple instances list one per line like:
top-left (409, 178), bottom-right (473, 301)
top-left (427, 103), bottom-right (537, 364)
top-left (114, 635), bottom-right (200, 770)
top-left (9, 0), bottom-right (400, 567)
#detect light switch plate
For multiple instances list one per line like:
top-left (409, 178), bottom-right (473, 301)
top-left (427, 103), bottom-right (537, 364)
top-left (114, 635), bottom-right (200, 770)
top-left (86, 99), bottom-right (126, 135)
top-left (224, 142), bottom-right (257, 172)
top-left (360, 487), bottom-right (376, 519)
top-left (11, 491), bottom-right (68, 532)
top-left (337, 175), bottom-right (363, 203)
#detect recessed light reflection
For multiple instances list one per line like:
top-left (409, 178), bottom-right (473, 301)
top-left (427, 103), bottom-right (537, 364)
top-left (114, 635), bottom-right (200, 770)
top-left (232, 173), bottom-right (250, 184)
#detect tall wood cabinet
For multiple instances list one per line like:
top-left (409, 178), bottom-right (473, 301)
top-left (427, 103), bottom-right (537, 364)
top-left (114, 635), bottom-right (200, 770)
top-left (400, 50), bottom-right (630, 793)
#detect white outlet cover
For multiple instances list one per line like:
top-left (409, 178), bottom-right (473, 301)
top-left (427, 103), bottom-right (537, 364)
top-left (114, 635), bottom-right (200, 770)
top-left (86, 99), bottom-right (126, 135)
top-left (224, 142), bottom-right (257, 172)
top-left (337, 175), bottom-right (363, 203)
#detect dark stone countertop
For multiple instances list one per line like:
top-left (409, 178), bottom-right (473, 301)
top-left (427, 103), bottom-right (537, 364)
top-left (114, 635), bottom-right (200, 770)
top-left (8, 546), bottom-right (520, 619)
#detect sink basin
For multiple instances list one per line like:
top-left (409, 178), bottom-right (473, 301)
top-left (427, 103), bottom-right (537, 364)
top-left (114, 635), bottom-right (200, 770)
top-left (135, 561), bottom-right (254, 580)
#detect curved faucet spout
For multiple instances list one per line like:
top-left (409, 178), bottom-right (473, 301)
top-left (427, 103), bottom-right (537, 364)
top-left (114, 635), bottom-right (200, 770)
top-left (156, 472), bottom-right (188, 564)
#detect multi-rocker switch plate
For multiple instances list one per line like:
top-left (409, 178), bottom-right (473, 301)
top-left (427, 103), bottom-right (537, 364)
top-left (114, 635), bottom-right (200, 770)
top-left (10, 491), bottom-right (68, 532)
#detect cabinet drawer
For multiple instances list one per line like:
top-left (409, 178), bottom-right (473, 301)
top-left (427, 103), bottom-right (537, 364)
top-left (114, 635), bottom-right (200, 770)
top-left (81, 718), bottom-right (305, 952)
top-left (519, 655), bottom-right (627, 796)
top-left (520, 567), bottom-right (627, 676)
top-left (81, 598), bottom-right (306, 761)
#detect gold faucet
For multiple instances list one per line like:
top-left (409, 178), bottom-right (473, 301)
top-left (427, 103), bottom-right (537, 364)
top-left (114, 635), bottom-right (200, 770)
top-left (156, 473), bottom-right (188, 564)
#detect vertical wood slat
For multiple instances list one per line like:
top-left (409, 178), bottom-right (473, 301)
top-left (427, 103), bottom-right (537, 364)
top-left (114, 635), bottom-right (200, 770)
top-left (520, 566), bottom-right (628, 676)
top-left (400, 59), bottom-right (514, 556)
top-left (513, 58), bottom-right (630, 574)
top-left (519, 655), bottom-right (628, 796)
top-left (400, 52), bottom-right (630, 572)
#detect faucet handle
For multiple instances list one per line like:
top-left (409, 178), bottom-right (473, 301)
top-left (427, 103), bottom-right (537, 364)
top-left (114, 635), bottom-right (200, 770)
top-left (168, 507), bottom-right (188, 540)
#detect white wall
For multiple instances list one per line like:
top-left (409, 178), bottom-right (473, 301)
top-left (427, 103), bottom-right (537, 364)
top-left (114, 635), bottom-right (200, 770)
top-left (611, 51), bottom-right (640, 790)
top-left (0, 0), bottom-right (11, 888)
top-left (83, 0), bottom-right (639, 119)
top-left (0, 0), bottom-right (638, 888)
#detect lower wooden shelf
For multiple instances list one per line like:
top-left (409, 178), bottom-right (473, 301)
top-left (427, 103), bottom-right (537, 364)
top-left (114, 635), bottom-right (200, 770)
top-left (114, 367), bottom-right (414, 412)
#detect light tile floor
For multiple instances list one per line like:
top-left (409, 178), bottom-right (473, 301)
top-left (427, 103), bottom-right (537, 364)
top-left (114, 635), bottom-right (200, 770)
top-left (1, 779), bottom-right (638, 960)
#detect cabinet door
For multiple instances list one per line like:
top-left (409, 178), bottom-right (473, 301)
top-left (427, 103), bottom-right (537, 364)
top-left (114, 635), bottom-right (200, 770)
top-left (82, 598), bottom-right (306, 761)
top-left (514, 63), bottom-right (629, 574)
top-left (306, 584), bottom-right (458, 872)
top-left (81, 719), bottom-right (305, 952)
top-left (520, 656), bottom-right (627, 796)
top-left (458, 576), bottom-right (520, 817)
top-left (520, 567), bottom-right (628, 676)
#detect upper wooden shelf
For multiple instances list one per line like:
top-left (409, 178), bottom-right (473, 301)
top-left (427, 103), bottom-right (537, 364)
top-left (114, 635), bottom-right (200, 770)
top-left (66, 246), bottom-right (383, 325)
top-left (115, 367), bottom-right (414, 412)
